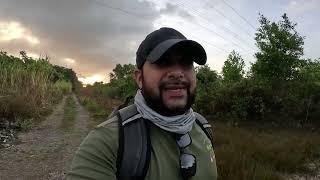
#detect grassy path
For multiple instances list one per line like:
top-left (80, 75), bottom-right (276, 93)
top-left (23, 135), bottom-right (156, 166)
top-left (0, 94), bottom-right (91, 179)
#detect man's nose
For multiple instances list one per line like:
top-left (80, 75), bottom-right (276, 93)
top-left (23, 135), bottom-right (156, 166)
top-left (167, 65), bottom-right (184, 79)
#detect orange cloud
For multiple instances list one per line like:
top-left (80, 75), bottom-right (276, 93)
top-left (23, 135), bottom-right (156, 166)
top-left (78, 74), bottom-right (107, 85)
top-left (0, 21), bottom-right (39, 45)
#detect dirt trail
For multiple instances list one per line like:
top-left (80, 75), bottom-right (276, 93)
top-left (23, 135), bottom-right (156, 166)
top-left (285, 161), bottom-right (320, 180)
top-left (0, 94), bottom-right (91, 180)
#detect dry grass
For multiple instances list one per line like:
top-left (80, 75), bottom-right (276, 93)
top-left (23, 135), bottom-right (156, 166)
top-left (0, 52), bottom-right (71, 128)
top-left (213, 122), bottom-right (320, 180)
top-left (77, 86), bottom-right (121, 118)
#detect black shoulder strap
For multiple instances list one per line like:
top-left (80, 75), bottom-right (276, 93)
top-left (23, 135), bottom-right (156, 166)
top-left (114, 105), bottom-right (212, 180)
top-left (194, 112), bottom-right (214, 145)
top-left (108, 96), bottom-right (134, 119)
top-left (116, 104), bottom-right (151, 180)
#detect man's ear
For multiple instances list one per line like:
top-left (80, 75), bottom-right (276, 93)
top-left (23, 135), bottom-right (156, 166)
top-left (134, 68), bottom-right (143, 89)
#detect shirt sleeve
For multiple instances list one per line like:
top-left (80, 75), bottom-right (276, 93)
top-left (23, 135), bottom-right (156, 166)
top-left (66, 125), bottom-right (119, 180)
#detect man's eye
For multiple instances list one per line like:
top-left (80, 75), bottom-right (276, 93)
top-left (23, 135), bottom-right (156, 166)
top-left (182, 59), bottom-right (193, 65)
top-left (156, 59), bottom-right (170, 67)
top-left (180, 59), bottom-right (193, 67)
top-left (155, 56), bottom-right (194, 68)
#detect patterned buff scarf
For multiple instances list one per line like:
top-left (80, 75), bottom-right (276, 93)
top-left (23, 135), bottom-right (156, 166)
top-left (134, 90), bottom-right (195, 134)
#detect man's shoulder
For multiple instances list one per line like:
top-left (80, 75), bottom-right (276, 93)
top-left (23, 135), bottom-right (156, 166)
top-left (194, 112), bottom-right (209, 123)
top-left (96, 115), bottom-right (119, 128)
top-left (86, 115), bottom-right (119, 143)
top-left (95, 103), bottom-right (138, 128)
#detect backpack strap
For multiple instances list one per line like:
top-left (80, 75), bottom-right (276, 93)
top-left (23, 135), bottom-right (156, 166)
top-left (114, 104), bottom-right (212, 180)
top-left (116, 104), bottom-right (151, 180)
top-left (194, 112), bottom-right (214, 145)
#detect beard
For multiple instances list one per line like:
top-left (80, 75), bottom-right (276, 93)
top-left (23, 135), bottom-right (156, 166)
top-left (141, 76), bottom-right (195, 116)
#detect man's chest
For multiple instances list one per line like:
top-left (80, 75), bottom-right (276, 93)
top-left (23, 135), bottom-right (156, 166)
top-left (145, 126), bottom-right (218, 180)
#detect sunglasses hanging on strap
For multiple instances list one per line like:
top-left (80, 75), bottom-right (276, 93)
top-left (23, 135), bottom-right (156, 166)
top-left (112, 104), bottom-right (214, 180)
top-left (176, 133), bottom-right (197, 180)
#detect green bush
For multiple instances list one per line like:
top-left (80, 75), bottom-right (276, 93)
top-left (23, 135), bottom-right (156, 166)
top-left (214, 80), bottom-right (270, 121)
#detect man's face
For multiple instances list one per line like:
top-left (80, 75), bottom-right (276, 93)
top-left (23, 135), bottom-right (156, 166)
top-left (134, 48), bottom-right (197, 116)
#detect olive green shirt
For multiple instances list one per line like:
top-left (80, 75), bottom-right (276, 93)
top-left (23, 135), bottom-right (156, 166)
top-left (67, 116), bottom-right (218, 180)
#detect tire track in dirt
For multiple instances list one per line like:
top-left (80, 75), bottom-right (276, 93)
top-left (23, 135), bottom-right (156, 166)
top-left (61, 94), bottom-right (90, 178)
top-left (284, 160), bottom-right (320, 180)
top-left (0, 94), bottom-right (91, 180)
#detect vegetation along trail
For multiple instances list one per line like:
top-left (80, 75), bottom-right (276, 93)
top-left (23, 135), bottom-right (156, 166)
top-left (0, 94), bottom-right (90, 179)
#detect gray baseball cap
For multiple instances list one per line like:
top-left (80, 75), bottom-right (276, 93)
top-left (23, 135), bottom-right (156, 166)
top-left (136, 27), bottom-right (207, 69)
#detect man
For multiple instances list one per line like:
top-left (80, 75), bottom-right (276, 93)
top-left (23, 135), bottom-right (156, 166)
top-left (67, 27), bottom-right (218, 180)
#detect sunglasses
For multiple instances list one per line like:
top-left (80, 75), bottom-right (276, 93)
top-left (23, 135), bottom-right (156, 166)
top-left (176, 133), bottom-right (197, 179)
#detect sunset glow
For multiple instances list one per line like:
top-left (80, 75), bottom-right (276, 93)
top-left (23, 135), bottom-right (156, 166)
top-left (0, 21), bottom-right (39, 45)
top-left (25, 35), bottom-right (40, 44)
top-left (28, 52), bottom-right (40, 59)
top-left (78, 74), bottom-right (107, 85)
top-left (64, 58), bottom-right (76, 64)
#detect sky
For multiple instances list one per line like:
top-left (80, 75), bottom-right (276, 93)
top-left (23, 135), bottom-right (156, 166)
top-left (0, 0), bottom-right (319, 84)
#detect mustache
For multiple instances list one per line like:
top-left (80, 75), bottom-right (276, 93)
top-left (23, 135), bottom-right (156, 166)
top-left (159, 79), bottom-right (190, 89)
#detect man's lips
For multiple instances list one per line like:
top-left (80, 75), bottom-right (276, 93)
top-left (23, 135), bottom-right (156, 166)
top-left (163, 85), bottom-right (187, 97)
top-left (165, 89), bottom-right (185, 97)
top-left (163, 84), bottom-right (187, 90)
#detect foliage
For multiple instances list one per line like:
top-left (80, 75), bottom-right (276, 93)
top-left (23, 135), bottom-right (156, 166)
top-left (193, 65), bottom-right (221, 114)
top-left (109, 64), bottom-right (137, 99)
top-left (77, 81), bottom-right (122, 118)
top-left (0, 51), bottom-right (77, 129)
top-left (78, 96), bottom-right (108, 117)
top-left (51, 80), bottom-right (73, 103)
top-left (251, 13), bottom-right (304, 85)
top-left (222, 50), bottom-right (245, 83)
top-left (191, 14), bottom-right (319, 125)
top-left (214, 80), bottom-right (270, 122)
top-left (77, 64), bottom-right (136, 120)
top-left (290, 59), bottom-right (320, 124)
top-left (110, 64), bottom-right (135, 80)
top-left (53, 65), bottom-right (81, 91)
top-left (298, 59), bottom-right (320, 95)
top-left (16, 118), bottom-right (33, 131)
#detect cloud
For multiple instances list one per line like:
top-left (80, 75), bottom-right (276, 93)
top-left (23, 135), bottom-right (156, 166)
top-left (286, 0), bottom-right (320, 15)
top-left (64, 58), bottom-right (76, 64)
top-left (78, 74), bottom-right (107, 84)
top-left (0, 0), bottom-right (200, 84)
top-left (159, 3), bottom-right (194, 20)
top-left (1, 0), bottom-right (318, 85)
top-left (0, 21), bottom-right (39, 45)
top-left (0, 0), bottom-right (161, 82)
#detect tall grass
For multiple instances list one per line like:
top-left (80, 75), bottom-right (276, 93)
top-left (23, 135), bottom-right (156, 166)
top-left (52, 80), bottom-right (73, 103)
top-left (0, 51), bottom-right (72, 128)
top-left (214, 122), bottom-right (320, 180)
top-left (77, 83), bottom-right (122, 117)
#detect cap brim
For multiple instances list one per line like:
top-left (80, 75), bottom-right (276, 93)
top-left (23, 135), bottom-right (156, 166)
top-left (146, 39), bottom-right (207, 65)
